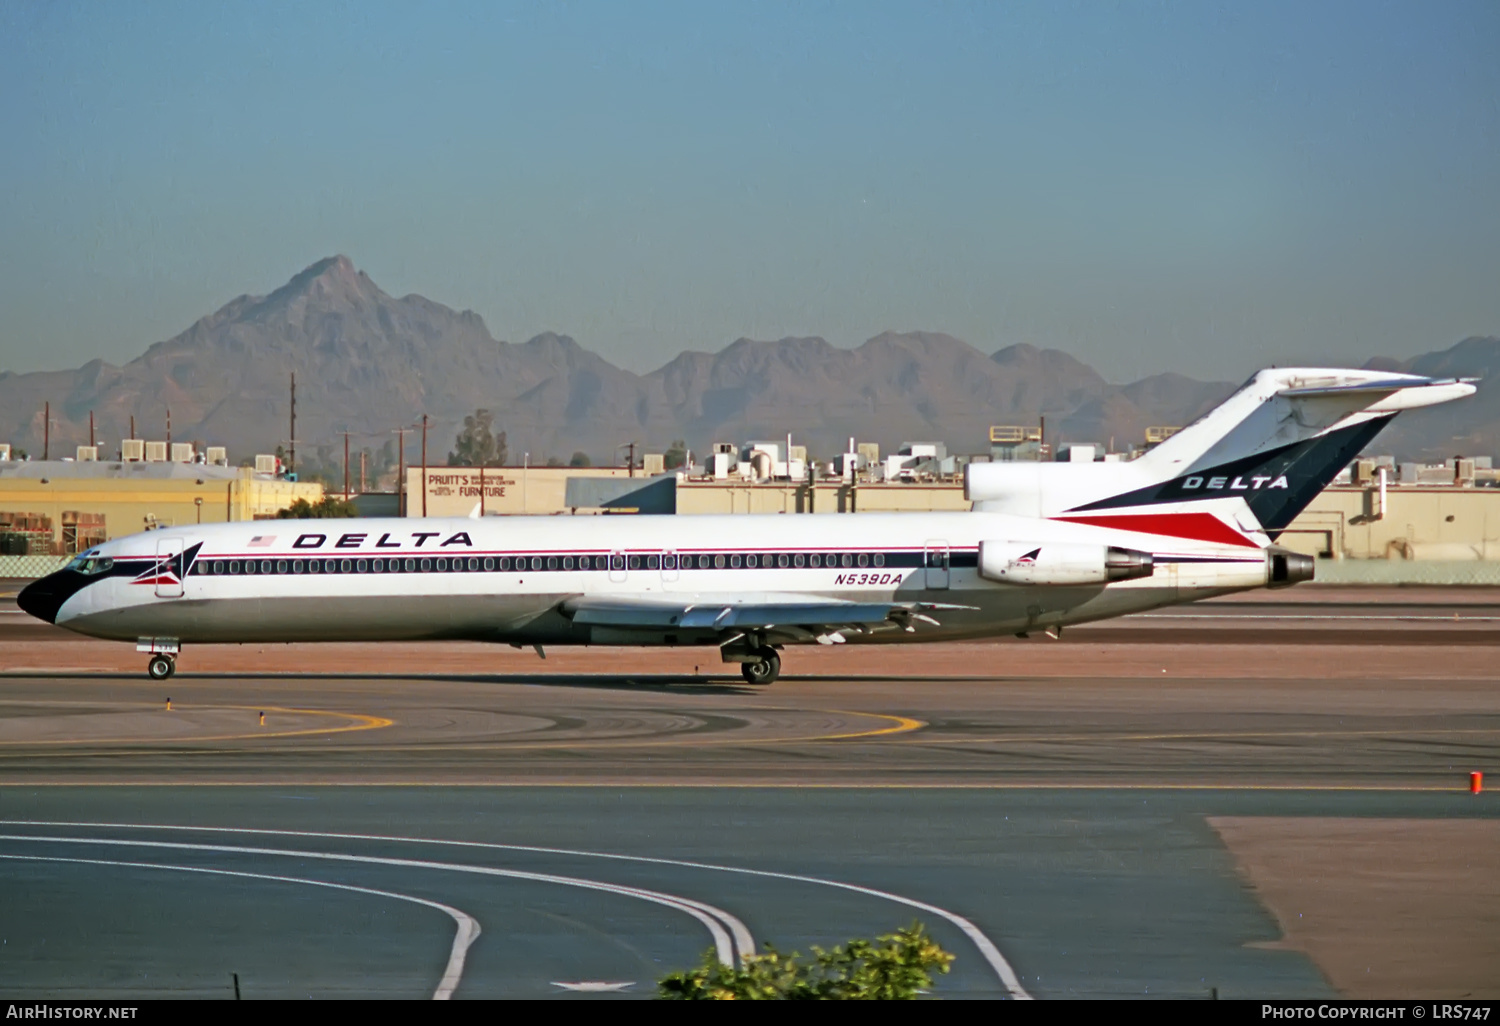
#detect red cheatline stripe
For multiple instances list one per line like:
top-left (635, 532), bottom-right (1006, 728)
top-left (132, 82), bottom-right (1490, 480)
top-left (1052, 512), bottom-right (1259, 548)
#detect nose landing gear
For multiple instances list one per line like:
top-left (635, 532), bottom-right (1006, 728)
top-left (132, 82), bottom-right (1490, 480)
top-left (137, 638), bottom-right (181, 681)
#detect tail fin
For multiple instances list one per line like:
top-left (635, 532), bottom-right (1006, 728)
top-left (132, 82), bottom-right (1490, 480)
top-left (967, 368), bottom-right (1475, 545)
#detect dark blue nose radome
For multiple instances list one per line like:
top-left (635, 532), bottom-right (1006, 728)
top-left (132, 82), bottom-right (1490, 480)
top-left (16, 575), bottom-right (68, 624)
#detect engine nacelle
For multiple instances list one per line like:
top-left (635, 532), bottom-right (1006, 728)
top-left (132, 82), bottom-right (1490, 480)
top-left (978, 541), bottom-right (1154, 586)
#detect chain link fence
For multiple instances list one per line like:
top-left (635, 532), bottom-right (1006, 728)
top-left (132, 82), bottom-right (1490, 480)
top-left (0, 555), bottom-right (71, 580)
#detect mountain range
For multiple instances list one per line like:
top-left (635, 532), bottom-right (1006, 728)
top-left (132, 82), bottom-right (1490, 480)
top-left (2, 255), bottom-right (1495, 467)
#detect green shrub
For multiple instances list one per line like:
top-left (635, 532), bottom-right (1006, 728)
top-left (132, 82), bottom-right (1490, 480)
top-left (658, 923), bottom-right (953, 1000)
top-left (275, 496), bottom-right (359, 519)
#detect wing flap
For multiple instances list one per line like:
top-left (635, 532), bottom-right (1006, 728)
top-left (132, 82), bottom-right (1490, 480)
top-left (566, 598), bottom-right (901, 630)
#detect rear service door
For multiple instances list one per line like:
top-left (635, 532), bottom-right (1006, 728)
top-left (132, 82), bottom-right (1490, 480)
top-left (660, 551), bottom-right (680, 585)
top-left (923, 540), bottom-right (950, 590)
top-left (154, 537), bottom-right (185, 598)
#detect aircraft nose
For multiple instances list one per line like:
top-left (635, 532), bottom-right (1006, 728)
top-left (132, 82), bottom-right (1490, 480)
top-left (16, 576), bottom-right (62, 624)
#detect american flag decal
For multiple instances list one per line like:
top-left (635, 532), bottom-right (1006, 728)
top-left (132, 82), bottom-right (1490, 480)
top-left (248, 535), bottom-right (276, 547)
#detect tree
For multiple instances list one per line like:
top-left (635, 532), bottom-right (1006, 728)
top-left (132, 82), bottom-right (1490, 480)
top-left (569, 451), bottom-right (592, 467)
top-left (663, 439), bottom-right (688, 470)
top-left (658, 923), bottom-right (953, 1000)
top-left (545, 455), bottom-right (563, 467)
top-left (447, 409), bottom-right (507, 467)
top-left (275, 496), bottom-right (359, 519)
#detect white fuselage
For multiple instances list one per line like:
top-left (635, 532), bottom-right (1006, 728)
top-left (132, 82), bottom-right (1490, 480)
top-left (45, 511), bottom-right (1273, 647)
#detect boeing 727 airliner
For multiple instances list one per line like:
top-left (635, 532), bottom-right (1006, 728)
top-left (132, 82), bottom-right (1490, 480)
top-left (17, 368), bottom-right (1475, 683)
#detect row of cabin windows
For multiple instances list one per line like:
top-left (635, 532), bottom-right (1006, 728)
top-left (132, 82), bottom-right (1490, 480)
top-left (188, 550), bottom-right (924, 577)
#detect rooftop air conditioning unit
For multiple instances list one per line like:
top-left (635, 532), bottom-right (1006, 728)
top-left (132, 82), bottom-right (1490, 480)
top-left (121, 439), bottom-right (145, 462)
top-left (76, 446), bottom-right (98, 461)
top-left (145, 441), bottom-right (168, 462)
top-left (170, 443), bottom-right (194, 463)
top-left (206, 446), bottom-right (228, 466)
top-left (254, 454), bottom-right (278, 475)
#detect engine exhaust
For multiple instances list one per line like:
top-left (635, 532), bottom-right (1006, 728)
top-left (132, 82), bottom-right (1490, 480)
top-left (1267, 549), bottom-right (1315, 588)
top-left (1104, 547), bottom-right (1154, 582)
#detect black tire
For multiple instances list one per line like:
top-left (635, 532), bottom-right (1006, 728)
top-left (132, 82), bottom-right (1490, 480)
top-left (147, 655), bottom-right (175, 681)
top-left (740, 650), bottom-right (781, 685)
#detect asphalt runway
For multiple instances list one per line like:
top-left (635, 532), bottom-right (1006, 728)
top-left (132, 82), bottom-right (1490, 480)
top-left (0, 586), bottom-right (1495, 999)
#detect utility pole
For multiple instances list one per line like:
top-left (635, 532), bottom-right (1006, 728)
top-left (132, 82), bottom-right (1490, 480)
top-left (89, 411), bottom-right (95, 449)
top-left (359, 449), bottom-right (367, 494)
top-left (166, 407), bottom-right (171, 451)
top-left (393, 427), bottom-right (408, 517)
top-left (288, 373), bottom-right (297, 479)
top-left (129, 415), bottom-right (135, 441)
top-left (343, 432), bottom-right (350, 501)
top-left (43, 401), bottom-right (49, 460)
top-left (420, 415), bottom-right (428, 517)
top-left (479, 459), bottom-right (485, 517)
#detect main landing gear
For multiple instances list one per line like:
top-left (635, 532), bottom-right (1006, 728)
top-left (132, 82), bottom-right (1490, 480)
top-left (147, 654), bottom-right (176, 681)
top-left (740, 648), bottom-right (781, 686)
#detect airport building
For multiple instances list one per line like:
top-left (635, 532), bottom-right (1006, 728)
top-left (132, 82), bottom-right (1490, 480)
top-left (0, 458), bottom-right (323, 576)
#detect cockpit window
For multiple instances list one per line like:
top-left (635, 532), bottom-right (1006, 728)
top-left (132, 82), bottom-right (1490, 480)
top-left (68, 555), bottom-right (113, 575)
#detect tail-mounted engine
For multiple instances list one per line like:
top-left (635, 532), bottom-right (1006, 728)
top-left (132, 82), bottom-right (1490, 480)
top-left (979, 541), bottom-right (1154, 586)
top-left (1266, 548), bottom-right (1315, 588)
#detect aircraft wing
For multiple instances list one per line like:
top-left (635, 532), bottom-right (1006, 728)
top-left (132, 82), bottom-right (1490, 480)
top-left (561, 594), bottom-right (971, 642)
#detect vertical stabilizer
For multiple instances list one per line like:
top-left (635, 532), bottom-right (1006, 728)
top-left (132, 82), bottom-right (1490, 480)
top-left (967, 368), bottom-right (1475, 545)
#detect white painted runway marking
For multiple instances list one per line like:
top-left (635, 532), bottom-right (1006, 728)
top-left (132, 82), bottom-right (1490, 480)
top-left (0, 821), bottom-right (1028, 998)
top-left (0, 832), bottom-right (746, 969)
top-left (551, 981), bottom-right (635, 992)
top-left (0, 853), bottom-right (479, 1000)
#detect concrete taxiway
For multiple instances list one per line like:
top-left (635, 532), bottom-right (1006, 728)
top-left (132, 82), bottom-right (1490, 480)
top-left (0, 586), bottom-right (1495, 999)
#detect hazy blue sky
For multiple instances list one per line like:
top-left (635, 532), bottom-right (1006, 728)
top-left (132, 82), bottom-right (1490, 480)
top-left (2, 1), bottom-right (1497, 381)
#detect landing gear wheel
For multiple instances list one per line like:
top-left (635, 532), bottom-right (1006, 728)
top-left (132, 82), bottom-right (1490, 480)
top-left (147, 654), bottom-right (175, 681)
top-left (741, 650), bottom-right (781, 685)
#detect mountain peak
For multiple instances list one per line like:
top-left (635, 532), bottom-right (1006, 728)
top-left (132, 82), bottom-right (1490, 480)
top-left (264, 255), bottom-right (378, 308)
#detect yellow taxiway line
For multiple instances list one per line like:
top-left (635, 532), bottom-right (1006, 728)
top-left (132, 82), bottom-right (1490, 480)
top-left (0, 703), bottom-right (392, 746)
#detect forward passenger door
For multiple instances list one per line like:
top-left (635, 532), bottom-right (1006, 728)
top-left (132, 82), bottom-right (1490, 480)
top-left (154, 537), bottom-right (185, 599)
